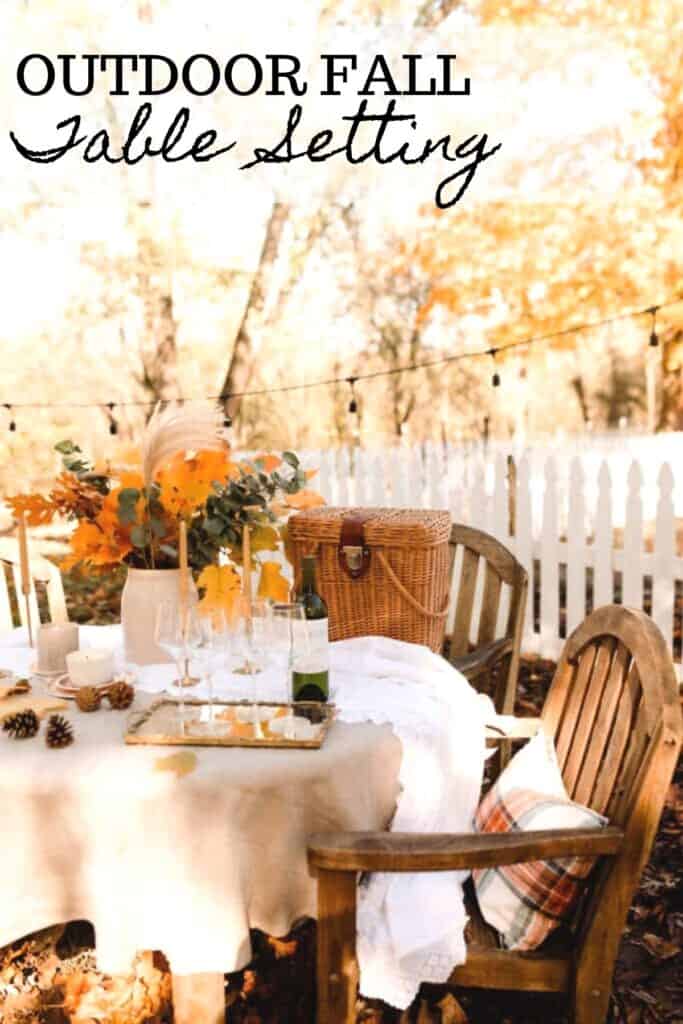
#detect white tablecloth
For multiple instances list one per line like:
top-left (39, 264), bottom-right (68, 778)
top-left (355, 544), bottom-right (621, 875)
top-left (0, 626), bottom-right (492, 1009)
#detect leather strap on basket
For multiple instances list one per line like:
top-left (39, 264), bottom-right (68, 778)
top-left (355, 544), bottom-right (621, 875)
top-left (376, 551), bottom-right (449, 620)
top-left (338, 514), bottom-right (372, 579)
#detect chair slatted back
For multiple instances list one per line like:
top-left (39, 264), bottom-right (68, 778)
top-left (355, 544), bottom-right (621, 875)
top-left (0, 539), bottom-right (68, 631)
top-left (541, 606), bottom-right (676, 824)
top-left (541, 606), bottom-right (682, 996)
top-left (447, 524), bottom-right (527, 658)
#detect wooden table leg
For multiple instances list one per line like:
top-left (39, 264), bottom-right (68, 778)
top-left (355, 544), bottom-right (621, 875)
top-left (171, 971), bottom-right (225, 1024)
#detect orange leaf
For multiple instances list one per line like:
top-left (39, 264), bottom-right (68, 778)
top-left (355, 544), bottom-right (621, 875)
top-left (267, 935), bottom-right (298, 959)
top-left (284, 489), bottom-right (326, 510)
top-left (156, 449), bottom-right (239, 517)
top-left (64, 518), bottom-right (132, 570)
top-left (5, 493), bottom-right (55, 527)
top-left (254, 453), bottom-right (282, 473)
top-left (257, 561), bottom-right (290, 602)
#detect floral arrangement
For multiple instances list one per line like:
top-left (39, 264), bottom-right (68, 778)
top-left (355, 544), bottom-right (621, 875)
top-left (7, 406), bottom-right (323, 605)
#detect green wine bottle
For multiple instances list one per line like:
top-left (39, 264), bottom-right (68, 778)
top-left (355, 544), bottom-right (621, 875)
top-left (292, 555), bottom-right (329, 703)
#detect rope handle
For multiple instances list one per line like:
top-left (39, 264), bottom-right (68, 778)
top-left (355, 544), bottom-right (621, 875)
top-left (375, 551), bottom-right (449, 621)
top-left (296, 542), bottom-right (449, 620)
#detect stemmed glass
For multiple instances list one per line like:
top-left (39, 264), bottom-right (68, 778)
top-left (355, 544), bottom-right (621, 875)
top-left (192, 607), bottom-right (230, 730)
top-left (270, 602), bottom-right (307, 703)
top-left (229, 598), bottom-right (272, 678)
top-left (154, 601), bottom-right (204, 729)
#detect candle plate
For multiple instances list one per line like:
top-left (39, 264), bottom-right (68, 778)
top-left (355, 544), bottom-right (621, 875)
top-left (47, 675), bottom-right (114, 700)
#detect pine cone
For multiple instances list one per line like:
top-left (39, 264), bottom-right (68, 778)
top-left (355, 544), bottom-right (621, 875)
top-left (107, 681), bottom-right (135, 710)
top-left (76, 686), bottom-right (102, 712)
top-left (2, 709), bottom-right (39, 739)
top-left (46, 714), bottom-right (74, 749)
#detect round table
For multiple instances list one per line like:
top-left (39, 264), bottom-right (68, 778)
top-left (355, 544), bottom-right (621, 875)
top-left (0, 664), bottom-right (402, 1023)
top-left (1, 625), bottom-right (489, 1015)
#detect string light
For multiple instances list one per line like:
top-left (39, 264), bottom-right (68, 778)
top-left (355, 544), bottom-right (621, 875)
top-left (489, 348), bottom-right (501, 388)
top-left (0, 295), bottom-right (679, 413)
top-left (649, 306), bottom-right (659, 348)
top-left (347, 377), bottom-right (358, 414)
top-left (107, 402), bottom-right (118, 436)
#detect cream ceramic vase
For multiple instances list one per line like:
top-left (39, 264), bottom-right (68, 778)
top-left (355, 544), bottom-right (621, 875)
top-left (121, 568), bottom-right (197, 666)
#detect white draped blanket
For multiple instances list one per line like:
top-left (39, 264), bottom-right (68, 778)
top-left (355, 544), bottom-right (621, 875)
top-left (0, 627), bottom-right (492, 1010)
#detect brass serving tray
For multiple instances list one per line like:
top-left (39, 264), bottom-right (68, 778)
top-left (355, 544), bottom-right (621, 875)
top-left (125, 698), bottom-right (336, 749)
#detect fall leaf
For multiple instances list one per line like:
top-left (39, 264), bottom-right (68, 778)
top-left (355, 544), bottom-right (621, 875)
top-left (257, 561), bottom-right (291, 602)
top-left (5, 493), bottom-right (55, 527)
top-left (284, 489), bottom-right (326, 510)
top-left (154, 752), bottom-right (198, 778)
top-left (227, 523), bottom-right (280, 567)
top-left (63, 519), bottom-right (132, 570)
top-left (156, 448), bottom-right (240, 518)
top-left (197, 563), bottom-right (242, 616)
top-left (267, 935), bottom-right (298, 959)
top-left (254, 453), bottom-right (282, 473)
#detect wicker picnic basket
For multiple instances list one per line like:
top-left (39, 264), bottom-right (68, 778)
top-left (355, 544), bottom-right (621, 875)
top-left (288, 507), bottom-right (452, 652)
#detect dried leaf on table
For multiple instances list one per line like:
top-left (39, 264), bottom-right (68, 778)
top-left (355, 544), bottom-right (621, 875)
top-left (153, 751), bottom-right (198, 778)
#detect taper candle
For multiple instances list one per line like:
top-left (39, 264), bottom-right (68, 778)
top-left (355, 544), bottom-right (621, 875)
top-left (17, 513), bottom-right (33, 646)
top-left (179, 520), bottom-right (188, 606)
top-left (242, 522), bottom-right (251, 603)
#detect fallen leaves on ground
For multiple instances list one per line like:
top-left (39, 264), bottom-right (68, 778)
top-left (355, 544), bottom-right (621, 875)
top-left (0, 925), bottom-right (171, 1023)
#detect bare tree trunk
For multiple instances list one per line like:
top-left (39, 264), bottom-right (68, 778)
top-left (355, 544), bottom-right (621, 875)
top-left (220, 202), bottom-right (291, 423)
top-left (136, 230), bottom-right (178, 411)
top-left (658, 330), bottom-right (683, 430)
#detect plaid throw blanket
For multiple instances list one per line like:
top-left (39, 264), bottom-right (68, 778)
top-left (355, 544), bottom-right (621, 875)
top-left (473, 785), bottom-right (606, 951)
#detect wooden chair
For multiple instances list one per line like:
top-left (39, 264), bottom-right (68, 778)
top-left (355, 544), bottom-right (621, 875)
top-left (309, 606), bottom-right (683, 1024)
top-left (0, 537), bottom-right (68, 630)
top-left (445, 525), bottom-right (528, 720)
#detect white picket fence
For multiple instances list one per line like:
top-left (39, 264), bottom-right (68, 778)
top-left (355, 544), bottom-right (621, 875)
top-left (300, 438), bottom-right (683, 677)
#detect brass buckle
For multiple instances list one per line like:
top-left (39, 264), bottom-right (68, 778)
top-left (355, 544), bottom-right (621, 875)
top-left (342, 545), bottom-right (364, 573)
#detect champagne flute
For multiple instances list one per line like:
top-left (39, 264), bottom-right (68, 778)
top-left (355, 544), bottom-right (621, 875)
top-left (230, 598), bottom-right (271, 678)
top-left (194, 607), bottom-right (229, 729)
top-left (271, 602), bottom-right (307, 703)
top-left (154, 601), bottom-right (203, 730)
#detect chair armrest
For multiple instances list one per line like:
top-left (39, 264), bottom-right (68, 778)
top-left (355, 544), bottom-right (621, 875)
top-left (308, 826), bottom-right (623, 873)
top-left (451, 638), bottom-right (514, 681)
top-left (485, 715), bottom-right (541, 746)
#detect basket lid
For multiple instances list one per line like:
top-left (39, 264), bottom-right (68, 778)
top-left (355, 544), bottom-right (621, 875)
top-left (288, 507), bottom-right (451, 547)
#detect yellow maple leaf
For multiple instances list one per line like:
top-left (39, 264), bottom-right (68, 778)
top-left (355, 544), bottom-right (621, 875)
top-left (257, 561), bottom-right (290, 602)
top-left (197, 563), bottom-right (242, 616)
top-left (227, 523), bottom-right (280, 567)
top-left (284, 489), bottom-right (326, 510)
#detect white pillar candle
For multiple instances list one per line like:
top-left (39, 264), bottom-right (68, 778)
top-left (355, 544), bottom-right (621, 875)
top-left (37, 623), bottom-right (80, 675)
top-left (66, 649), bottom-right (114, 688)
